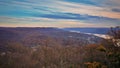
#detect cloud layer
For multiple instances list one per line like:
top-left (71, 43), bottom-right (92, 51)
top-left (0, 0), bottom-right (120, 27)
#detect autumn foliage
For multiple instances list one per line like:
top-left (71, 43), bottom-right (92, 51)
top-left (0, 27), bottom-right (120, 68)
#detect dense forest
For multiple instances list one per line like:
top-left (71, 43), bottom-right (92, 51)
top-left (0, 27), bottom-right (120, 68)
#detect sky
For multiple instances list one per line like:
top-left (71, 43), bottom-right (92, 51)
top-left (0, 0), bottom-right (120, 28)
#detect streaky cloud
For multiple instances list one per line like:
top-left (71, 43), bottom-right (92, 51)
top-left (112, 8), bottom-right (120, 12)
top-left (0, 0), bottom-right (120, 27)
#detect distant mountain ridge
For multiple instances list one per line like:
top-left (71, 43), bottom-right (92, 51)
top-left (64, 28), bottom-right (110, 34)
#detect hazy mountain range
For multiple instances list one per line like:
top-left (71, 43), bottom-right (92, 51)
top-left (63, 28), bottom-right (110, 34)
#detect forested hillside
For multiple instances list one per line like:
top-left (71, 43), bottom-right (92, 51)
top-left (0, 27), bottom-right (102, 47)
top-left (0, 27), bottom-right (120, 68)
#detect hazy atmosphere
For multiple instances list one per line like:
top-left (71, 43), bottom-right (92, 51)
top-left (0, 0), bottom-right (120, 27)
top-left (0, 0), bottom-right (120, 68)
